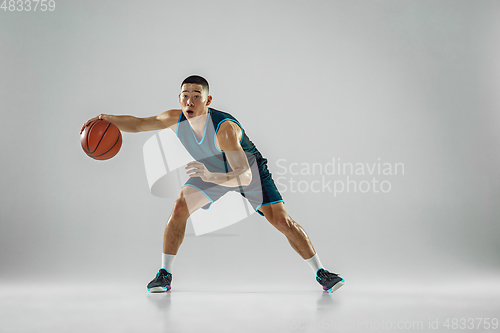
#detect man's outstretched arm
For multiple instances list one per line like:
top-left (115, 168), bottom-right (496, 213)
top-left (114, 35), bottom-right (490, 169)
top-left (80, 109), bottom-right (181, 133)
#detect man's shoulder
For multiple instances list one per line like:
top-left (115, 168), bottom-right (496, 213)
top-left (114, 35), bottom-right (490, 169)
top-left (161, 109), bottom-right (182, 118)
top-left (210, 108), bottom-right (243, 131)
top-left (155, 109), bottom-right (182, 131)
top-left (217, 119), bottom-right (240, 131)
top-left (215, 121), bottom-right (242, 150)
top-left (158, 109), bottom-right (181, 121)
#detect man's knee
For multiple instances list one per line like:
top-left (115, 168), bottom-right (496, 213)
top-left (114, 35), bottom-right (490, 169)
top-left (171, 195), bottom-right (190, 220)
top-left (171, 186), bottom-right (208, 220)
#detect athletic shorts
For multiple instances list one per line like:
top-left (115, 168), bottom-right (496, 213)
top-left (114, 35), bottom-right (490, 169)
top-left (182, 163), bottom-right (283, 216)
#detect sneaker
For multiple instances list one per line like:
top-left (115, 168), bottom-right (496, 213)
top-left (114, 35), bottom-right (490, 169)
top-left (147, 268), bottom-right (172, 292)
top-left (316, 268), bottom-right (344, 293)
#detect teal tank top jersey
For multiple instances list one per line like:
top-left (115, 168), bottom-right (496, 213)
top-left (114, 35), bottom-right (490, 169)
top-left (176, 107), bottom-right (283, 216)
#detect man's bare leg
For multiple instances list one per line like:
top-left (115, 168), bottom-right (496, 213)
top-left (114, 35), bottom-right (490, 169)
top-left (259, 202), bottom-right (315, 259)
top-left (163, 186), bottom-right (212, 254)
top-left (147, 186), bottom-right (210, 292)
top-left (259, 202), bottom-right (344, 292)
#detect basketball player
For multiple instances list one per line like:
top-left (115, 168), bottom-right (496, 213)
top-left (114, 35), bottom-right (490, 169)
top-left (81, 75), bottom-right (344, 293)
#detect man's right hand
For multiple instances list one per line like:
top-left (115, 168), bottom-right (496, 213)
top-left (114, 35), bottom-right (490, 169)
top-left (80, 114), bottom-right (107, 134)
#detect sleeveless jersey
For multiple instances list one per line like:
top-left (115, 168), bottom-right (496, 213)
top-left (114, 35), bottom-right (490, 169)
top-left (176, 108), bottom-right (269, 178)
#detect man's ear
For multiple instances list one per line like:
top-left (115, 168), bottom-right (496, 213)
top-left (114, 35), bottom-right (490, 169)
top-left (206, 95), bottom-right (213, 106)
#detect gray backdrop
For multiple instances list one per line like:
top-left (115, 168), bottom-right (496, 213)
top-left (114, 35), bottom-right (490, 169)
top-left (1, 0), bottom-right (499, 289)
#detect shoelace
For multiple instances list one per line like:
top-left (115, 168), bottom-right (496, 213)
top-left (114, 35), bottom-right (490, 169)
top-left (318, 269), bottom-right (339, 281)
top-left (155, 270), bottom-right (167, 281)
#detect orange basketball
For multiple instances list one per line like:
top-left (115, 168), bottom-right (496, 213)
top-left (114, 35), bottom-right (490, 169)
top-left (81, 119), bottom-right (122, 160)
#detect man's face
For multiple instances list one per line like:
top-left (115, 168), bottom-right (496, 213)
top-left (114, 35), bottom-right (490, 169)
top-left (179, 84), bottom-right (212, 119)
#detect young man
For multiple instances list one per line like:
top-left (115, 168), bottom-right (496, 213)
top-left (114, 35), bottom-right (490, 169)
top-left (81, 75), bottom-right (344, 293)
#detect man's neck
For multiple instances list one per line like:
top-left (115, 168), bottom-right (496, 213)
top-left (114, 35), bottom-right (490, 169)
top-left (188, 109), bottom-right (209, 139)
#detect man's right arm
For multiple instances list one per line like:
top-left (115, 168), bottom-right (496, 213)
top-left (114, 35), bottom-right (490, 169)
top-left (80, 109), bottom-right (181, 134)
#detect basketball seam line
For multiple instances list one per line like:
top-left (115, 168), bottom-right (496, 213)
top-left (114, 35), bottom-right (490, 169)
top-left (94, 132), bottom-right (121, 158)
top-left (89, 123), bottom-right (111, 154)
top-left (85, 120), bottom-right (99, 153)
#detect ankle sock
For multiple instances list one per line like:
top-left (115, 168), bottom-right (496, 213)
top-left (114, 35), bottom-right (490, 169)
top-left (305, 253), bottom-right (323, 274)
top-left (162, 253), bottom-right (176, 273)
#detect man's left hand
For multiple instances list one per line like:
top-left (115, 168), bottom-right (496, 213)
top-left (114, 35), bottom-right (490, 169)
top-left (186, 161), bottom-right (214, 182)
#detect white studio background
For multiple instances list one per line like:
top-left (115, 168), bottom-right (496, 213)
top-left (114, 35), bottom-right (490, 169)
top-left (1, 0), bottom-right (499, 289)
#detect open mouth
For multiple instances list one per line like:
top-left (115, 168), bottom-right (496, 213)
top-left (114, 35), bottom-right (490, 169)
top-left (186, 110), bottom-right (194, 116)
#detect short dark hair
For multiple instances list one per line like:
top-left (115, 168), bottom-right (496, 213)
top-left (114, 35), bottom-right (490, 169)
top-left (181, 75), bottom-right (209, 94)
